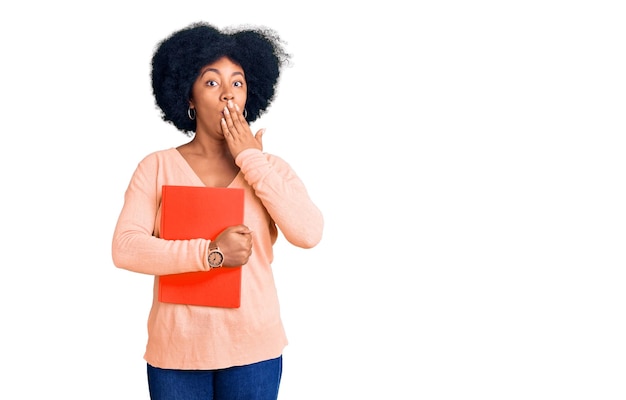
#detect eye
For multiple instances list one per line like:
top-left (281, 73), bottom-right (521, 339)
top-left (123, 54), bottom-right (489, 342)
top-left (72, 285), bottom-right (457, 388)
top-left (206, 80), bottom-right (218, 87)
top-left (234, 81), bottom-right (243, 88)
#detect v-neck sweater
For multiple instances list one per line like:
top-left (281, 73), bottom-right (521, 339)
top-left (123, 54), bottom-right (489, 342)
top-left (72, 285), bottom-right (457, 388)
top-left (112, 147), bottom-right (323, 370)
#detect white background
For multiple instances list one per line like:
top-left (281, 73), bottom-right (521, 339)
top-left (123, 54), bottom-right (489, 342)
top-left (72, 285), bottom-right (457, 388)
top-left (1, 1), bottom-right (625, 399)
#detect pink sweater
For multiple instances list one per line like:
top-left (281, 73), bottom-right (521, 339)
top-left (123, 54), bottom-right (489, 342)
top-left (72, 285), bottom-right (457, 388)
top-left (112, 147), bottom-right (323, 370)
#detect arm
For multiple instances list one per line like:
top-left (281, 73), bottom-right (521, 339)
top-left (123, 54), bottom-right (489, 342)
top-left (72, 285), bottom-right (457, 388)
top-left (111, 155), bottom-right (213, 275)
top-left (235, 148), bottom-right (324, 248)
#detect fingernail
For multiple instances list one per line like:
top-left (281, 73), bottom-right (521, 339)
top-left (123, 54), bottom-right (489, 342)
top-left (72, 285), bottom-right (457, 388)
top-left (228, 100), bottom-right (234, 108)
top-left (223, 106), bottom-right (229, 114)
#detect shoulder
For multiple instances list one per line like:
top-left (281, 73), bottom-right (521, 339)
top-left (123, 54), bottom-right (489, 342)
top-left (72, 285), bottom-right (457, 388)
top-left (137, 147), bottom-right (179, 166)
top-left (130, 148), bottom-right (180, 179)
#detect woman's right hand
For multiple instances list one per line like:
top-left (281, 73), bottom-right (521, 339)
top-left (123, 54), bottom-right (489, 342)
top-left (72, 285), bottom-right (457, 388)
top-left (213, 224), bottom-right (253, 267)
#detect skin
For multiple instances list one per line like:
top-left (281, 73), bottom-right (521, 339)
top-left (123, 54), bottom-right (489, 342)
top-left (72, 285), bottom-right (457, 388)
top-left (177, 56), bottom-right (265, 267)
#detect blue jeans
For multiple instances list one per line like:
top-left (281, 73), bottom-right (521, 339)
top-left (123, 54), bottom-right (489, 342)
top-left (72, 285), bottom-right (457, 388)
top-left (147, 356), bottom-right (282, 400)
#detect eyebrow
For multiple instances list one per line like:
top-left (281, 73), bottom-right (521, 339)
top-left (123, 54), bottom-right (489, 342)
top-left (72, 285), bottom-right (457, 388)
top-left (200, 68), bottom-right (245, 79)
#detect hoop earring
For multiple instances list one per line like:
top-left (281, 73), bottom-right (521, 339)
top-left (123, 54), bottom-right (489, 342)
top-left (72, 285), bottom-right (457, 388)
top-left (187, 107), bottom-right (196, 120)
top-left (243, 108), bottom-right (248, 119)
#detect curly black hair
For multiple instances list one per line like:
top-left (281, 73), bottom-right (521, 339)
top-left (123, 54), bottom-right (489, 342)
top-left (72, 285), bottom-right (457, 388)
top-left (151, 22), bottom-right (290, 135)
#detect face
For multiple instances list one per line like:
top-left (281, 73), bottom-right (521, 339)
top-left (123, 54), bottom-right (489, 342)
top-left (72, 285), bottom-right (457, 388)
top-left (189, 56), bottom-right (247, 134)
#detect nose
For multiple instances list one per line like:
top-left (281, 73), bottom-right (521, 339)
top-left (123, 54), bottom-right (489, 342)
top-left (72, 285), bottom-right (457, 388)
top-left (222, 90), bottom-right (234, 101)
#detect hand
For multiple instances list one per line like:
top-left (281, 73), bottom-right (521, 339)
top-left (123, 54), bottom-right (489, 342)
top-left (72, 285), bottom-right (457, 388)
top-left (221, 100), bottom-right (264, 158)
top-left (213, 224), bottom-right (253, 267)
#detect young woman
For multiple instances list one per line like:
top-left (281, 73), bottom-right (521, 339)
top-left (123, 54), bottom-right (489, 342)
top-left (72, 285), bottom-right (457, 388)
top-left (112, 22), bottom-right (323, 400)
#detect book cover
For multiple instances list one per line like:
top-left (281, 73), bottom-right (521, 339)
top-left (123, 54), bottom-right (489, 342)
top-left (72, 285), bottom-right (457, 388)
top-left (159, 185), bottom-right (244, 308)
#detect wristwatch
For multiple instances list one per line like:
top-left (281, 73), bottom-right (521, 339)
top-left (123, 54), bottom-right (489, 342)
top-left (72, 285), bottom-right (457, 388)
top-left (208, 241), bottom-right (224, 268)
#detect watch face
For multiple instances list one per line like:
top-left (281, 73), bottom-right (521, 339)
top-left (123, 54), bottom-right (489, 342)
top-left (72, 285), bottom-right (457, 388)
top-left (209, 251), bottom-right (224, 267)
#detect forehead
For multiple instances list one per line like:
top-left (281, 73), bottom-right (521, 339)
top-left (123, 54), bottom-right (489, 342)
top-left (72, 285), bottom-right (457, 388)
top-left (200, 56), bottom-right (245, 76)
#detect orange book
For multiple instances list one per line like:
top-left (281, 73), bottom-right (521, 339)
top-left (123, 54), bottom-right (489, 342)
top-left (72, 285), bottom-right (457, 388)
top-left (158, 185), bottom-right (244, 308)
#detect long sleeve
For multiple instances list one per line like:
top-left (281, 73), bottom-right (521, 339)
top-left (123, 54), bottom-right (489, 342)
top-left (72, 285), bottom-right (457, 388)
top-left (235, 148), bottom-right (324, 248)
top-left (111, 152), bottom-right (212, 276)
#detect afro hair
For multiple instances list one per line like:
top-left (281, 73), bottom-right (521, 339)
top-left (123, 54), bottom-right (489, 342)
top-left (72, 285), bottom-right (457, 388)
top-left (151, 22), bottom-right (290, 135)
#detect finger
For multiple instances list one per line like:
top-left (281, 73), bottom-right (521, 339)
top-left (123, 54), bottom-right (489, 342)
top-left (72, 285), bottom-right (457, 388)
top-left (231, 224), bottom-right (253, 234)
top-left (233, 103), bottom-right (253, 130)
top-left (226, 101), bottom-right (242, 126)
top-left (223, 105), bottom-right (236, 131)
top-left (227, 101), bottom-right (239, 123)
top-left (224, 103), bottom-right (247, 138)
top-left (255, 128), bottom-right (265, 148)
top-left (233, 102), bottom-right (246, 121)
top-left (221, 117), bottom-right (231, 138)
